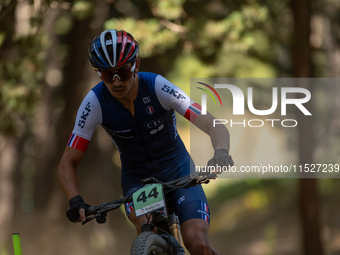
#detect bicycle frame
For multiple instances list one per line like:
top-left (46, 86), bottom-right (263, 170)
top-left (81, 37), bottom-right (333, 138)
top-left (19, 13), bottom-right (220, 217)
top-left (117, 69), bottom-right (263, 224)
top-left (143, 204), bottom-right (183, 243)
top-left (83, 172), bottom-right (217, 254)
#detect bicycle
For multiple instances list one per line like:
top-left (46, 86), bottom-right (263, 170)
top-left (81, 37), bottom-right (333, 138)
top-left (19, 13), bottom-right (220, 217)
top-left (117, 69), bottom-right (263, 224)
top-left (81, 171), bottom-right (217, 255)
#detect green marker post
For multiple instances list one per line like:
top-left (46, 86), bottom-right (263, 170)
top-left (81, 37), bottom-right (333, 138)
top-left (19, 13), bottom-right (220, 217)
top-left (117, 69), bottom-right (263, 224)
top-left (12, 233), bottom-right (22, 255)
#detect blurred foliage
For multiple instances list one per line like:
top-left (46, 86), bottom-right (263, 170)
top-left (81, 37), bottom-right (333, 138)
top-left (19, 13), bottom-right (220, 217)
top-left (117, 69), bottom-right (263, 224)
top-left (150, 0), bottom-right (185, 20)
top-left (1, 1), bottom-right (340, 254)
top-left (207, 177), bottom-right (340, 227)
top-left (55, 15), bottom-right (73, 35)
top-left (0, 0), bottom-right (339, 148)
top-left (205, 177), bottom-right (340, 254)
top-left (0, 30), bottom-right (46, 135)
top-left (72, 1), bottom-right (94, 20)
top-left (1, 0), bottom-right (340, 151)
top-left (105, 18), bottom-right (179, 58)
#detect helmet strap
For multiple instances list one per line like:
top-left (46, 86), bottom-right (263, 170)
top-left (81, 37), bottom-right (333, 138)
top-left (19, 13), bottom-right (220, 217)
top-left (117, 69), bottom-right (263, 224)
top-left (131, 61), bottom-right (137, 77)
top-left (130, 61), bottom-right (136, 72)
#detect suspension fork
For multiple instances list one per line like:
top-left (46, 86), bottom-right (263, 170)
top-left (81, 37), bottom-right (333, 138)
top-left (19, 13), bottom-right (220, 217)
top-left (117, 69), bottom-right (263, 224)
top-left (146, 208), bottom-right (184, 248)
top-left (169, 214), bottom-right (183, 246)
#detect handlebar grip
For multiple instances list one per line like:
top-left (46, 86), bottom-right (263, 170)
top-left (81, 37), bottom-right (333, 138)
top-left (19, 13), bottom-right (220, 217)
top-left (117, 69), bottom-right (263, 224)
top-left (85, 206), bottom-right (98, 216)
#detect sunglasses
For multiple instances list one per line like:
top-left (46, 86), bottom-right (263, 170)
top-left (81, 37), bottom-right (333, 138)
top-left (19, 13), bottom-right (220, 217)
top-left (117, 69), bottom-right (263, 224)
top-left (97, 62), bottom-right (136, 83)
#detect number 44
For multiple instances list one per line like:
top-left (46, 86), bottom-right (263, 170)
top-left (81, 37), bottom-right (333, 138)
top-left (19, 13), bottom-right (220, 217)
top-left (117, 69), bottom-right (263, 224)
top-left (137, 187), bottom-right (159, 203)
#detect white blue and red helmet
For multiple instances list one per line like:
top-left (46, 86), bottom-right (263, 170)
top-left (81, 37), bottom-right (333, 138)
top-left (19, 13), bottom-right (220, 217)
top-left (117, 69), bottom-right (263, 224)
top-left (88, 29), bottom-right (139, 69)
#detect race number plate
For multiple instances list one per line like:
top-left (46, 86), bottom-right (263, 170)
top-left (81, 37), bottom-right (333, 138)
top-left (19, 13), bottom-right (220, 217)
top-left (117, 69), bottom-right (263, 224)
top-left (132, 184), bottom-right (165, 217)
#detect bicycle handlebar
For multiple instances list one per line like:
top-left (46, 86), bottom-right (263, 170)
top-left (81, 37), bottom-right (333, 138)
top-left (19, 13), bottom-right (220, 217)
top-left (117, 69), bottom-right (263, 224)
top-left (83, 171), bottom-right (217, 225)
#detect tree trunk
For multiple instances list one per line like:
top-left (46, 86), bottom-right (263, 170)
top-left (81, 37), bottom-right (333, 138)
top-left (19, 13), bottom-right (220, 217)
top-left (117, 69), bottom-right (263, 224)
top-left (0, 0), bottom-right (21, 251)
top-left (291, 0), bottom-right (323, 254)
top-left (0, 138), bottom-right (18, 249)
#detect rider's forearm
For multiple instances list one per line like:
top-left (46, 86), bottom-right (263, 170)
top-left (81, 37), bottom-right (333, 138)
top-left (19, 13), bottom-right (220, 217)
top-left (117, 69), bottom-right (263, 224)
top-left (58, 161), bottom-right (82, 201)
top-left (209, 124), bottom-right (230, 152)
top-left (194, 113), bottom-right (230, 152)
top-left (58, 146), bottom-right (85, 201)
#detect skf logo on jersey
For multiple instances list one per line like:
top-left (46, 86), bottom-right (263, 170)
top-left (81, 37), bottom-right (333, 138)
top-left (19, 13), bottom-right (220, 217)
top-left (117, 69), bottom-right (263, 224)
top-left (106, 39), bottom-right (112, 45)
top-left (161, 85), bottom-right (186, 101)
top-left (78, 102), bottom-right (92, 128)
top-left (146, 106), bottom-right (154, 115)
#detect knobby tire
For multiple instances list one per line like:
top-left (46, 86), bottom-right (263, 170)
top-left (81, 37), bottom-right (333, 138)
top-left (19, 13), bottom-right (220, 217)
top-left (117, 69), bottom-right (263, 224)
top-left (130, 232), bottom-right (172, 255)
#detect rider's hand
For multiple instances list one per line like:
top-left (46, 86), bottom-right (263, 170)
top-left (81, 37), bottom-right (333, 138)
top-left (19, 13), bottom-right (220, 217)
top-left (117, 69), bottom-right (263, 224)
top-left (66, 195), bottom-right (89, 223)
top-left (207, 149), bottom-right (234, 173)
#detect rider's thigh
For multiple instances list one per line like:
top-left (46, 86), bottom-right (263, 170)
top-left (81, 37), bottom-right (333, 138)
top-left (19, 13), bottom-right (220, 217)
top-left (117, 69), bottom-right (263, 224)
top-left (128, 209), bottom-right (150, 235)
top-left (172, 184), bottom-right (210, 225)
top-left (181, 219), bottom-right (218, 255)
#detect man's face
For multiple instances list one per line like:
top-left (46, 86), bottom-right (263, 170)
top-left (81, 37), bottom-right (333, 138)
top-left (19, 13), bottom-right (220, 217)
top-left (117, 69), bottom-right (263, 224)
top-left (99, 61), bottom-right (137, 100)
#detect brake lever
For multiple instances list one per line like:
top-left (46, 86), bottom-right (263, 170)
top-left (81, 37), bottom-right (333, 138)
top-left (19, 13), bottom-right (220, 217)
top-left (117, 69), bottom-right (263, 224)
top-left (82, 215), bottom-right (97, 225)
top-left (205, 173), bottom-right (218, 179)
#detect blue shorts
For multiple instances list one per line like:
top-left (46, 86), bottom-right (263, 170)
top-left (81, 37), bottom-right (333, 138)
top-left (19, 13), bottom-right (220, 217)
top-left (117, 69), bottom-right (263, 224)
top-left (122, 156), bottom-right (210, 225)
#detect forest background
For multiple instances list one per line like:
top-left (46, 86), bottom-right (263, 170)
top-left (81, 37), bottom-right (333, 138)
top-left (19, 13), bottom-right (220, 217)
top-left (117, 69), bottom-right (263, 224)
top-left (1, 0), bottom-right (340, 254)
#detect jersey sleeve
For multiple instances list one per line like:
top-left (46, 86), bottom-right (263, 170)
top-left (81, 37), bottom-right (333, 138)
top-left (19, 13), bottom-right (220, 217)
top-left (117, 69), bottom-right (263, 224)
top-left (67, 90), bottom-right (103, 152)
top-left (154, 75), bottom-right (202, 123)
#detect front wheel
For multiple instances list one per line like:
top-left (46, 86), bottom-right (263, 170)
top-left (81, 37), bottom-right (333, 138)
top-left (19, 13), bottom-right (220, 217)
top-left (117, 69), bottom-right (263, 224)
top-left (130, 232), bottom-right (172, 255)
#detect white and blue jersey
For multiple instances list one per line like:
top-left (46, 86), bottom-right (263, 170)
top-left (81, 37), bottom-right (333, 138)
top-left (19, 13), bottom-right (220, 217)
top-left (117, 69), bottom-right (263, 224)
top-left (67, 72), bottom-right (210, 224)
top-left (68, 72), bottom-right (201, 175)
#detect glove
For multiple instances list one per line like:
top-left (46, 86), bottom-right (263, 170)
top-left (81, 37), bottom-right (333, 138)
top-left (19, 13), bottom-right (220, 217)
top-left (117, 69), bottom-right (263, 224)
top-left (66, 195), bottom-right (90, 222)
top-left (207, 149), bottom-right (234, 170)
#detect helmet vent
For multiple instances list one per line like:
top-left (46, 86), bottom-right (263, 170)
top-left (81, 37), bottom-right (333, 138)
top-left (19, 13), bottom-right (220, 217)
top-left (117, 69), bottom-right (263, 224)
top-left (89, 29), bottom-right (139, 69)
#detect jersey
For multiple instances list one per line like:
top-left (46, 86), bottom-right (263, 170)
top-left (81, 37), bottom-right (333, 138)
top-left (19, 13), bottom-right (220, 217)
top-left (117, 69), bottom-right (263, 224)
top-left (67, 72), bottom-right (202, 176)
top-left (68, 72), bottom-right (211, 225)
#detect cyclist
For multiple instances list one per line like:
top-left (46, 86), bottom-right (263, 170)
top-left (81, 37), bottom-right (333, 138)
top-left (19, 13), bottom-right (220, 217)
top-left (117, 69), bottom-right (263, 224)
top-left (58, 29), bottom-right (233, 255)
